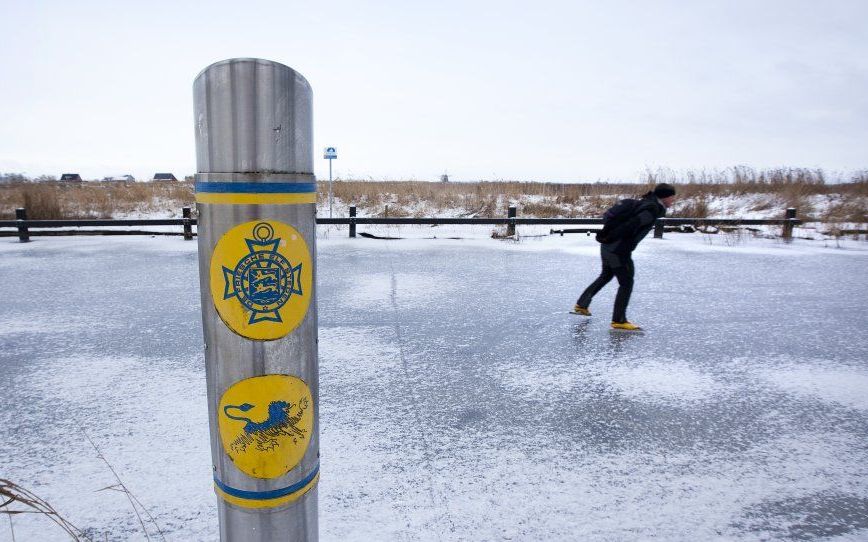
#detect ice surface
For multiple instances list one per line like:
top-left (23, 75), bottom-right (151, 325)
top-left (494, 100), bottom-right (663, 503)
top-left (1, 232), bottom-right (867, 541)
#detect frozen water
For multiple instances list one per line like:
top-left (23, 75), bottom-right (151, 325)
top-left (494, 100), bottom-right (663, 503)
top-left (0, 233), bottom-right (867, 541)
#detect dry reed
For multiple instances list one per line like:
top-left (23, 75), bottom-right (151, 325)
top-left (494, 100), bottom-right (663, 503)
top-left (1, 167), bottom-right (865, 222)
top-left (0, 180), bottom-right (195, 219)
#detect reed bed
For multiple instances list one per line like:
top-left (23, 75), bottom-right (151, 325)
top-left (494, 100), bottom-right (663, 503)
top-left (0, 180), bottom-right (195, 220)
top-left (1, 167), bottom-right (865, 221)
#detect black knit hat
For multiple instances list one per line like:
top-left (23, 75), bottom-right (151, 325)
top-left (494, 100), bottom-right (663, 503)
top-left (653, 183), bottom-right (676, 199)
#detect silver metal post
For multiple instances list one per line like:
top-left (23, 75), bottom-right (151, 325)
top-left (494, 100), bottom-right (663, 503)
top-left (193, 58), bottom-right (319, 542)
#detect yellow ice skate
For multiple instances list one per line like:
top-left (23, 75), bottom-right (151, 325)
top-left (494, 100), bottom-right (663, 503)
top-left (570, 305), bottom-right (591, 316)
top-left (610, 321), bottom-right (642, 332)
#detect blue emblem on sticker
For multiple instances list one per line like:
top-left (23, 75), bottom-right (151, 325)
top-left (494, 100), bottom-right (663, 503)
top-left (222, 222), bottom-right (303, 324)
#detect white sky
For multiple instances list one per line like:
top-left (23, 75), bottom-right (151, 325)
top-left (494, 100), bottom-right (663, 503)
top-left (1, 0), bottom-right (866, 182)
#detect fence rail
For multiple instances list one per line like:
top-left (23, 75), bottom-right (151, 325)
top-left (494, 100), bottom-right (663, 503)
top-left (1, 205), bottom-right (801, 242)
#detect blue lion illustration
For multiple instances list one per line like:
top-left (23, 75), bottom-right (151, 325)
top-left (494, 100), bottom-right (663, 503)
top-left (224, 399), bottom-right (309, 453)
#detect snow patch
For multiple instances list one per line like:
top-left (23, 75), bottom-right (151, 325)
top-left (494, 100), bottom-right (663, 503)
top-left (0, 317), bottom-right (88, 336)
top-left (350, 272), bottom-right (449, 308)
top-left (602, 360), bottom-right (720, 403)
top-left (759, 365), bottom-right (868, 411)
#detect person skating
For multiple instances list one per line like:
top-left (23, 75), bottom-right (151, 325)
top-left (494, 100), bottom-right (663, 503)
top-left (573, 183), bottom-right (676, 331)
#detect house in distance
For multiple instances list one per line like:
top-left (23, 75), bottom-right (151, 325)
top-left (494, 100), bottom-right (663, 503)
top-left (152, 173), bottom-right (178, 181)
top-left (59, 173), bottom-right (83, 182)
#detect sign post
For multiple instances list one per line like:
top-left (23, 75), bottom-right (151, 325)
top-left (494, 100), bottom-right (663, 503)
top-left (193, 58), bottom-right (319, 541)
top-left (323, 147), bottom-right (336, 218)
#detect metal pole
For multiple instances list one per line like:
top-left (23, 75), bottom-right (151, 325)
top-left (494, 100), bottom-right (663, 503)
top-left (348, 205), bottom-right (356, 238)
top-left (193, 58), bottom-right (319, 542)
top-left (328, 159), bottom-right (333, 219)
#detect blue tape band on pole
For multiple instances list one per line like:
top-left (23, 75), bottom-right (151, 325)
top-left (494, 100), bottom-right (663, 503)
top-left (213, 463), bottom-right (320, 500)
top-left (195, 182), bottom-right (318, 194)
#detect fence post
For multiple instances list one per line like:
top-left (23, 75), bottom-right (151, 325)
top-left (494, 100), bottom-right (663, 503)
top-left (349, 205), bottom-right (356, 238)
top-left (783, 207), bottom-right (797, 242)
top-left (182, 206), bottom-right (193, 240)
top-left (654, 218), bottom-right (664, 239)
top-left (507, 206), bottom-right (517, 237)
top-left (15, 208), bottom-right (30, 243)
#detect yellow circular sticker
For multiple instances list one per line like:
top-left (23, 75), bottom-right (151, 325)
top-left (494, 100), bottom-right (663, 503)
top-left (218, 374), bottom-right (314, 479)
top-left (210, 220), bottom-right (312, 340)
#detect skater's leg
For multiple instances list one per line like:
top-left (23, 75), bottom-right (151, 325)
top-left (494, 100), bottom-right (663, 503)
top-left (611, 258), bottom-right (635, 323)
top-left (577, 260), bottom-right (614, 308)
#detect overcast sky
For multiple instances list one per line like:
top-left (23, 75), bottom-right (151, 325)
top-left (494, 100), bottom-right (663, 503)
top-left (1, 0), bottom-right (866, 182)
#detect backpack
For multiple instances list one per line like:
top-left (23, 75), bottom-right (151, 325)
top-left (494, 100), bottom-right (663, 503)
top-left (595, 198), bottom-right (641, 243)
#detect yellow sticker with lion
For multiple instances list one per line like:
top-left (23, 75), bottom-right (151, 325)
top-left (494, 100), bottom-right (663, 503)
top-left (209, 220), bottom-right (312, 340)
top-left (218, 375), bottom-right (314, 479)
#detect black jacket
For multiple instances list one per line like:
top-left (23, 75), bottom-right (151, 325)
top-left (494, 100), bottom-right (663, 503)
top-left (602, 194), bottom-right (667, 255)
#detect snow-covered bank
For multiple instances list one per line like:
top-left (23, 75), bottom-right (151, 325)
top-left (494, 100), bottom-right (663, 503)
top-left (6, 218), bottom-right (864, 247)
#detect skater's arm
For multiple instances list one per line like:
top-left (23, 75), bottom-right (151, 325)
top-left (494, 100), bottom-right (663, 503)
top-left (608, 208), bottom-right (656, 244)
top-left (604, 207), bottom-right (658, 253)
top-left (624, 209), bottom-right (658, 251)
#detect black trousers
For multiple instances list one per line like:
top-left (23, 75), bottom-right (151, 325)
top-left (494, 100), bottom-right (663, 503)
top-left (577, 249), bottom-right (634, 323)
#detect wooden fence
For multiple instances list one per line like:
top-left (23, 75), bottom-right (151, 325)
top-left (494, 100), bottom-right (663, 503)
top-left (0, 206), bottom-right (801, 242)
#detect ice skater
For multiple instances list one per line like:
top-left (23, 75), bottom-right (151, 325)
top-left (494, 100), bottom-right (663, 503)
top-left (572, 183), bottom-right (676, 331)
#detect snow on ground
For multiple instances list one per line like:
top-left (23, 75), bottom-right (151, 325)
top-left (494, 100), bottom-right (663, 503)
top-left (756, 360), bottom-right (868, 412)
top-left (1, 232), bottom-right (867, 541)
